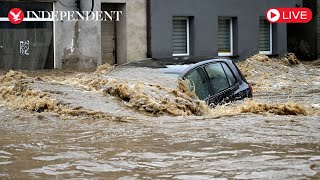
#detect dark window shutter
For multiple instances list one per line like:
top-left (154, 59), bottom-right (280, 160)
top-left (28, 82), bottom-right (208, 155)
top-left (259, 17), bottom-right (271, 52)
top-left (218, 18), bottom-right (231, 53)
top-left (172, 18), bottom-right (188, 55)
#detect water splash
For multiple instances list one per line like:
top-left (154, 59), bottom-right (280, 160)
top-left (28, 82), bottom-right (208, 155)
top-left (1, 55), bottom-right (318, 118)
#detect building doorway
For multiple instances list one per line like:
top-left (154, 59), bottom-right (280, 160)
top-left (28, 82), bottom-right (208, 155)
top-left (101, 3), bottom-right (117, 65)
top-left (101, 3), bottom-right (126, 65)
top-left (287, 0), bottom-right (317, 60)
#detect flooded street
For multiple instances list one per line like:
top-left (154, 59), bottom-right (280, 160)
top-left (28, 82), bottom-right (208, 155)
top-left (0, 55), bottom-right (320, 179)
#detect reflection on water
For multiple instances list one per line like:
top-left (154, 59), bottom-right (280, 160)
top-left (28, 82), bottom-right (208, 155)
top-left (0, 55), bottom-right (320, 179)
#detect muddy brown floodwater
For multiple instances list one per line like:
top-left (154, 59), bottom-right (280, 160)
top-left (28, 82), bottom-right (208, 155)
top-left (0, 55), bottom-right (320, 179)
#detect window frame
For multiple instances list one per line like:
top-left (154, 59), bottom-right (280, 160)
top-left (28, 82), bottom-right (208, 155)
top-left (218, 17), bottom-right (233, 57)
top-left (259, 20), bottom-right (273, 55)
top-left (172, 16), bottom-right (190, 57)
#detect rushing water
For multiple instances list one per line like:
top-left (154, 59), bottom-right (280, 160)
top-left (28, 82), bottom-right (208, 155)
top-left (0, 56), bottom-right (320, 179)
top-left (0, 110), bottom-right (319, 179)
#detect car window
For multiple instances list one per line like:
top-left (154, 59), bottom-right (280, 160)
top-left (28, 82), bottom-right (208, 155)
top-left (184, 68), bottom-right (209, 100)
top-left (204, 63), bottom-right (230, 95)
top-left (221, 63), bottom-right (237, 86)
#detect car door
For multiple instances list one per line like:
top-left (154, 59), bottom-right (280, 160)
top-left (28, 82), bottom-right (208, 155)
top-left (204, 62), bottom-right (239, 105)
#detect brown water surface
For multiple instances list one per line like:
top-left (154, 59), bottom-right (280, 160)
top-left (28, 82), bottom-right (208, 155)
top-left (0, 55), bottom-right (320, 179)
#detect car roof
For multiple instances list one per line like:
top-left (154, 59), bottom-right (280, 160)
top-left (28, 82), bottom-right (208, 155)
top-left (123, 56), bottom-right (233, 75)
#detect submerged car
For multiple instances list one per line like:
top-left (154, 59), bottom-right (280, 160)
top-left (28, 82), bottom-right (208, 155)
top-left (124, 57), bottom-right (253, 106)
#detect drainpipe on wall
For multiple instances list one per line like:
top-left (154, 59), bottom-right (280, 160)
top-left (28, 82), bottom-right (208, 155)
top-left (76, 0), bottom-right (80, 11)
top-left (317, 0), bottom-right (320, 59)
top-left (147, 0), bottom-right (152, 58)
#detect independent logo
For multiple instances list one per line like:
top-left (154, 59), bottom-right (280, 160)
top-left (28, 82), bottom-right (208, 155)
top-left (8, 8), bottom-right (24, 24)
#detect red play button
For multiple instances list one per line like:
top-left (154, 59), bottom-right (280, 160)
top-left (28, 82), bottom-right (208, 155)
top-left (266, 9), bottom-right (280, 22)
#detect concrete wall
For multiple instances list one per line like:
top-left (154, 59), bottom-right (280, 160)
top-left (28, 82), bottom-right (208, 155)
top-left (149, 0), bottom-right (302, 60)
top-left (54, 0), bottom-right (147, 70)
top-left (126, 0), bottom-right (147, 62)
top-left (54, 0), bottom-right (102, 70)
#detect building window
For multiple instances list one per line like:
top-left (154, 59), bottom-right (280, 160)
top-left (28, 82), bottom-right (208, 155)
top-left (172, 17), bottom-right (189, 56)
top-left (218, 17), bottom-right (233, 56)
top-left (259, 17), bottom-right (272, 54)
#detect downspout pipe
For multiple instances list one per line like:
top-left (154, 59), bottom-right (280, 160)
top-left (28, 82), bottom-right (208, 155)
top-left (76, 0), bottom-right (94, 17)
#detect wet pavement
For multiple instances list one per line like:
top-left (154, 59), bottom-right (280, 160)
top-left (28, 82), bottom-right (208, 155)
top-left (0, 55), bottom-right (320, 179)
